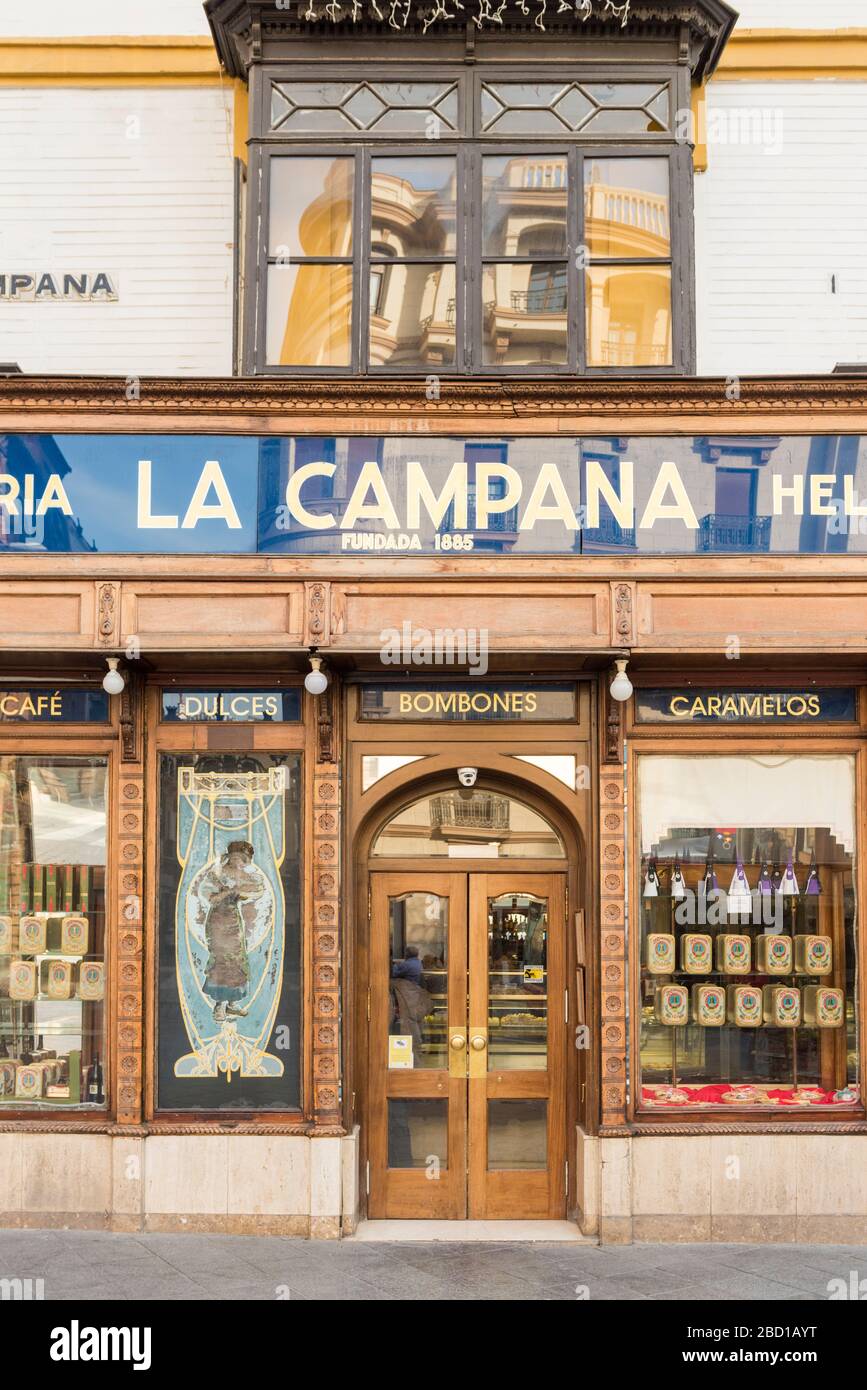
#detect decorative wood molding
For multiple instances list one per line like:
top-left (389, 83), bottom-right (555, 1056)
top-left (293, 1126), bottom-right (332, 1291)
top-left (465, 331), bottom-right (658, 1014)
top-left (599, 769), bottom-right (627, 1128)
top-left (317, 679), bottom-right (336, 766)
top-left (4, 375), bottom-right (867, 420)
top-left (96, 582), bottom-right (119, 646)
top-left (304, 580), bottom-right (331, 649)
top-left (604, 678), bottom-right (623, 766)
top-left (119, 668), bottom-right (143, 766)
top-left (610, 580), bottom-right (636, 648)
top-left (205, 0), bottom-right (736, 82)
top-left (311, 768), bottom-right (341, 1128)
top-left (115, 769), bottom-right (144, 1126)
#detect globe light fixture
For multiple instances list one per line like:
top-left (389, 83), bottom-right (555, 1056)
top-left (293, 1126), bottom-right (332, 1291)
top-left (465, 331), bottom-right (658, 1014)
top-left (304, 654), bottom-right (328, 697)
top-left (102, 657), bottom-right (126, 696)
top-left (609, 658), bottom-right (633, 703)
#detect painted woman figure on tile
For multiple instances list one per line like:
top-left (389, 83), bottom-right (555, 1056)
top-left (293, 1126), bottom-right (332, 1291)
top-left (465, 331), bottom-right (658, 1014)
top-left (195, 840), bottom-right (267, 1022)
top-left (174, 764), bottom-right (286, 1080)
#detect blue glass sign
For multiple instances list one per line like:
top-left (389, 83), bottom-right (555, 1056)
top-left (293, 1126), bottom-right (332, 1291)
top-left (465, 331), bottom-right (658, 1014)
top-left (3, 432), bottom-right (867, 556)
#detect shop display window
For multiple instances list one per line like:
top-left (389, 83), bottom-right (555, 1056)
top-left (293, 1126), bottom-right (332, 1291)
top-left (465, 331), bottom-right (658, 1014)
top-left (156, 753), bottom-right (302, 1112)
top-left (0, 756), bottom-right (107, 1109)
top-left (637, 755), bottom-right (860, 1112)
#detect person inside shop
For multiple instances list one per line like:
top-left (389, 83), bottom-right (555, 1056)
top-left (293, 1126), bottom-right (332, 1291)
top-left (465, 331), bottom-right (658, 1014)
top-left (392, 944), bottom-right (423, 984)
top-left (390, 946), bottom-right (432, 1064)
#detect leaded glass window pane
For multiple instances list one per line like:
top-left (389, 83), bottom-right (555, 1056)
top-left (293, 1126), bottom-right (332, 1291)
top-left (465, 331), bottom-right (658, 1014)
top-left (480, 80), bottom-right (671, 136)
top-left (270, 80), bottom-right (459, 135)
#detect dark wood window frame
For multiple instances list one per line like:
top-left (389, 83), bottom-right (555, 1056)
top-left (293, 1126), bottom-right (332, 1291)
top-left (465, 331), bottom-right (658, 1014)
top-left (244, 61), bottom-right (696, 377)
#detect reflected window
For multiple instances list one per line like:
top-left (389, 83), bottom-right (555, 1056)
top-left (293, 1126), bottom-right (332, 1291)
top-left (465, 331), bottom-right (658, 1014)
top-left (372, 788), bottom-right (565, 859)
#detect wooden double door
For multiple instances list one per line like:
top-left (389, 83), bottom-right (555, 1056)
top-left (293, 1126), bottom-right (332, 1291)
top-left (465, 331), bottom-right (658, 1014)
top-left (368, 871), bottom-right (566, 1220)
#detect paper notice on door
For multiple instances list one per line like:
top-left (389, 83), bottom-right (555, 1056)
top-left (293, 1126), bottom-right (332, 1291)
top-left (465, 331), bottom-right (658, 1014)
top-left (388, 1035), bottom-right (414, 1069)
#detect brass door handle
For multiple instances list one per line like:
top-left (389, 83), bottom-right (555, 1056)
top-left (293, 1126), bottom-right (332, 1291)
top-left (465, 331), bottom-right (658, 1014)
top-left (450, 1033), bottom-right (467, 1050)
top-left (470, 1035), bottom-right (487, 1051)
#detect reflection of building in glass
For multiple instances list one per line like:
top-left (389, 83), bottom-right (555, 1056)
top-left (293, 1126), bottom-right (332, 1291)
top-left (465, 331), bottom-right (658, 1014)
top-left (692, 436), bottom-right (779, 554)
top-left (580, 438), bottom-right (635, 552)
top-left (482, 155), bottom-right (568, 368)
top-left (258, 436), bottom-right (382, 553)
top-left (368, 159), bottom-right (457, 369)
top-left (0, 435), bottom-right (96, 552)
top-left (269, 156), bottom-right (354, 368)
top-left (584, 159), bottom-right (672, 368)
top-left (443, 443), bottom-right (519, 552)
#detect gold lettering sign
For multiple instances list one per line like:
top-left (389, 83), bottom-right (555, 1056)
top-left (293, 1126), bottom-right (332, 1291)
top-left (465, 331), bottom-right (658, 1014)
top-left (0, 687), bottom-right (107, 722)
top-left (401, 691), bottom-right (532, 716)
top-left (642, 689), bottom-right (853, 724)
top-left (162, 689), bottom-right (299, 723)
top-left (380, 686), bottom-right (567, 721)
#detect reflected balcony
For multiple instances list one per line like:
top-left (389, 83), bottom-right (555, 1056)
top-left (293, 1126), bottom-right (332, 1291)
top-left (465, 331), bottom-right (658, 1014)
top-left (696, 513), bottom-right (772, 553)
top-left (430, 792), bottom-right (511, 840)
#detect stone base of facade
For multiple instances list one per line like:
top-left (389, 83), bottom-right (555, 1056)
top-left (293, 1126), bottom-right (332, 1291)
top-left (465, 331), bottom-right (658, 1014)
top-left (5, 1126), bottom-right (865, 1241)
top-left (0, 1128), bottom-right (361, 1238)
top-left (576, 1128), bottom-right (867, 1244)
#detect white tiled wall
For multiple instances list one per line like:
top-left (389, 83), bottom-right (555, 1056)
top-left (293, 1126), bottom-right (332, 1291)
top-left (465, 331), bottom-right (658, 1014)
top-left (696, 80), bottom-right (867, 375)
top-left (0, 0), bottom-right (212, 37)
top-left (0, 85), bottom-right (235, 375)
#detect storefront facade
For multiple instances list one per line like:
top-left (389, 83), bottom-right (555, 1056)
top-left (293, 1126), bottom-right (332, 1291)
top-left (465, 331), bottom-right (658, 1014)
top-left (2, 0), bottom-right (867, 1240)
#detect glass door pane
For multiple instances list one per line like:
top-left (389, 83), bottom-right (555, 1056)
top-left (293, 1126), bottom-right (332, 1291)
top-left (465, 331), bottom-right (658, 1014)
top-left (487, 1099), bottom-right (548, 1170)
top-left (468, 873), bottom-right (566, 1220)
top-left (388, 891), bottom-right (448, 1071)
top-left (368, 872), bottom-right (468, 1219)
top-left (487, 891), bottom-right (548, 1070)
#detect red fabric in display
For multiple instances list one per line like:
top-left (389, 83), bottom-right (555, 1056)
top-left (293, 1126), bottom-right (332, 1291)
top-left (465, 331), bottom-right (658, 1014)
top-left (641, 1082), bottom-right (860, 1109)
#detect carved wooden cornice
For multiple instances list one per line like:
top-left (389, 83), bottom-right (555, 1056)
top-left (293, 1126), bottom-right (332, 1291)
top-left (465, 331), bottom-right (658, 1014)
top-left (3, 375), bottom-right (867, 421)
top-left (205, 0), bottom-right (736, 82)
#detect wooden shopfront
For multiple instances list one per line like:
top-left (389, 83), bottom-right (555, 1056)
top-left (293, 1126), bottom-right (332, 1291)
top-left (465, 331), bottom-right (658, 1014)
top-left (1, 377), bottom-right (867, 1237)
top-left (626, 675), bottom-right (865, 1123)
top-left (346, 678), bottom-right (593, 1219)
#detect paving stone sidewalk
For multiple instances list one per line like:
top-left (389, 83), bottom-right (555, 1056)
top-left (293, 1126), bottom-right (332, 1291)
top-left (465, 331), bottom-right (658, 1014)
top-left (0, 1230), bottom-right (865, 1300)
